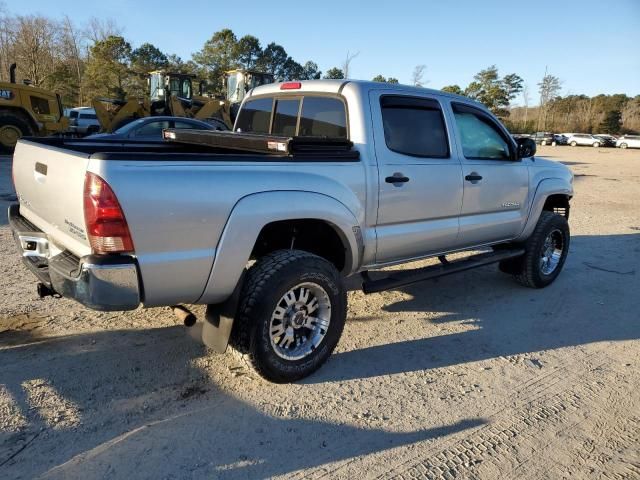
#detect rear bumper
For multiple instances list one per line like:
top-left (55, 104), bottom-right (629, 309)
top-left (8, 204), bottom-right (141, 311)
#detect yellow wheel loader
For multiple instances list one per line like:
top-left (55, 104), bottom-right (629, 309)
top-left (0, 64), bottom-right (68, 150)
top-left (92, 69), bottom-right (275, 133)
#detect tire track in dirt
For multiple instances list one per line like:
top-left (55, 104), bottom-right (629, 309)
top-left (294, 350), bottom-right (617, 480)
top-left (379, 354), bottom-right (633, 480)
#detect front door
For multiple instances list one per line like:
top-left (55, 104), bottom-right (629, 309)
top-left (450, 102), bottom-right (529, 247)
top-left (371, 92), bottom-right (464, 264)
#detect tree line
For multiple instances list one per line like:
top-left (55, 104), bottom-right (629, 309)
top-left (1, 9), bottom-right (637, 133)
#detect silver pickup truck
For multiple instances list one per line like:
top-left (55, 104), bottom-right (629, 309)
top-left (9, 80), bottom-right (573, 382)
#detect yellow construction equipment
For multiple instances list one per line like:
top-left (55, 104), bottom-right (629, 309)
top-left (92, 69), bottom-right (275, 133)
top-left (0, 64), bottom-right (68, 150)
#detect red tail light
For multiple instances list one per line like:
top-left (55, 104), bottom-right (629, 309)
top-left (83, 172), bottom-right (134, 254)
top-left (280, 82), bottom-right (301, 90)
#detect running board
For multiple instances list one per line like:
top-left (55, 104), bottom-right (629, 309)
top-left (361, 249), bottom-right (525, 294)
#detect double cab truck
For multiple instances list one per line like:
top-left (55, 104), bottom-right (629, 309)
top-left (9, 80), bottom-right (574, 382)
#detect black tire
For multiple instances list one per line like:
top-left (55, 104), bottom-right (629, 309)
top-left (229, 249), bottom-right (347, 383)
top-left (0, 112), bottom-right (34, 150)
top-left (503, 211), bottom-right (570, 288)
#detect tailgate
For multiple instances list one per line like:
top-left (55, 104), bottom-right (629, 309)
top-left (12, 140), bottom-right (92, 257)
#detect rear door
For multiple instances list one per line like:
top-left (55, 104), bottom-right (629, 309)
top-left (371, 91), bottom-right (463, 264)
top-left (450, 102), bottom-right (529, 247)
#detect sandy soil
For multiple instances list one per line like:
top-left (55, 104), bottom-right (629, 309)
top-left (1, 145), bottom-right (639, 479)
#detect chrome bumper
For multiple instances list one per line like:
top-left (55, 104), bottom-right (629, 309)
top-left (8, 204), bottom-right (140, 311)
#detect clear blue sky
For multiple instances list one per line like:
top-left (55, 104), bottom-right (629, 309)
top-left (4, 0), bottom-right (640, 103)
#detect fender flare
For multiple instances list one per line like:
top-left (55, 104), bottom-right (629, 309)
top-left (515, 178), bottom-right (573, 241)
top-left (197, 191), bottom-right (361, 305)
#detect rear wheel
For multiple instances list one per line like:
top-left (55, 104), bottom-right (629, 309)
top-left (0, 112), bottom-right (34, 150)
top-left (229, 249), bottom-right (347, 383)
top-left (540, 140), bottom-right (547, 146)
top-left (570, 141), bottom-right (577, 147)
top-left (593, 142), bottom-right (600, 147)
top-left (500, 211), bottom-right (570, 288)
top-left (620, 143), bottom-right (628, 149)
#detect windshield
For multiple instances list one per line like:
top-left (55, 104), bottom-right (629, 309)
top-left (113, 118), bottom-right (148, 135)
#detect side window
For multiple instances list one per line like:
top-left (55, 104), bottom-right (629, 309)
top-left (452, 103), bottom-right (511, 160)
top-left (380, 95), bottom-right (449, 158)
top-left (30, 96), bottom-right (50, 115)
top-left (272, 98), bottom-right (300, 136)
top-left (299, 97), bottom-right (347, 138)
top-left (134, 121), bottom-right (170, 137)
top-left (235, 97), bottom-right (272, 134)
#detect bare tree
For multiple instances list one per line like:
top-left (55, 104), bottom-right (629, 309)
top-left (61, 16), bottom-right (86, 105)
top-left (412, 64), bottom-right (427, 87)
top-left (86, 17), bottom-right (123, 43)
top-left (522, 83), bottom-right (530, 128)
top-left (11, 15), bottom-right (59, 86)
top-left (341, 51), bottom-right (359, 79)
top-left (537, 68), bottom-right (562, 130)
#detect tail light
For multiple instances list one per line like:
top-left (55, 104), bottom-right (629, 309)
top-left (83, 172), bottom-right (134, 254)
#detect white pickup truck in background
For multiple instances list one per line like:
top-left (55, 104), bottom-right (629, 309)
top-left (9, 79), bottom-right (573, 382)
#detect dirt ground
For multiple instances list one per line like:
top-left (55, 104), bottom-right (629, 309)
top-left (1, 145), bottom-right (639, 480)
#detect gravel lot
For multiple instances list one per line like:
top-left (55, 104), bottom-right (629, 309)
top-left (1, 146), bottom-right (639, 479)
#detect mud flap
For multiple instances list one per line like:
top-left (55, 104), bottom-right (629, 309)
top-left (202, 272), bottom-right (244, 353)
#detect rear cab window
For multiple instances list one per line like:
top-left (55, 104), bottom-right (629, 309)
top-left (236, 95), bottom-right (348, 138)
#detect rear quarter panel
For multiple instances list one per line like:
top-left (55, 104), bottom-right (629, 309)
top-left (90, 157), bottom-right (367, 307)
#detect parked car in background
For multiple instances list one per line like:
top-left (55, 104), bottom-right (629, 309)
top-left (67, 107), bottom-right (101, 135)
top-left (531, 132), bottom-right (555, 145)
top-left (86, 116), bottom-right (218, 142)
top-left (616, 135), bottom-right (640, 149)
top-left (553, 134), bottom-right (568, 145)
top-left (566, 133), bottom-right (604, 147)
top-left (594, 134), bottom-right (617, 147)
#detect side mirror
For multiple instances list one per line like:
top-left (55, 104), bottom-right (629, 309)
top-left (515, 137), bottom-right (536, 159)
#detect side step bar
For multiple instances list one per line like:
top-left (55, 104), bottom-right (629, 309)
top-left (361, 248), bottom-right (525, 294)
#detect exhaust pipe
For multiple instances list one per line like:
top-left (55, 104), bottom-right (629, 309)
top-left (172, 305), bottom-right (196, 327)
top-left (9, 63), bottom-right (16, 84)
top-left (37, 282), bottom-right (55, 298)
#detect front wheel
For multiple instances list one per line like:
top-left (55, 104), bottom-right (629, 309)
top-left (620, 143), bottom-right (628, 149)
top-left (593, 142), bottom-right (600, 147)
top-left (500, 211), bottom-right (570, 288)
top-left (570, 141), bottom-right (577, 147)
top-left (229, 250), bottom-right (347, 383)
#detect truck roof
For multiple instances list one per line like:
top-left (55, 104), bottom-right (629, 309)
top-left (248, 79), bottom-right (483, 108)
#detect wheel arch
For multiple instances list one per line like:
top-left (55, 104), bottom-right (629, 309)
top-left (197, 191), bottom-right (361, 305)
top-left (515, 178), bottom-right (573, 242)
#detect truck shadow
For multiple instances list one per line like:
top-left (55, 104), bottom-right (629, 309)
top-left (311, 232), bottom-right (640, 383)
top-left (0, 326), bottom-right (483, 479)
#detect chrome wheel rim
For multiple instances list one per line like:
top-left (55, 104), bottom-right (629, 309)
top-left (540, 229), bottom-right (564, 275)
top-left (269, 282), bottom-right (331, 361)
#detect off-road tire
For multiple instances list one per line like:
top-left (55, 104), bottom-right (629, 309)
top-left (503, 211), bottom-right (570, 288)
top-left (0, 111), bottom-right (34, 150)
top-left (229, 249), bottom-right (347, 383)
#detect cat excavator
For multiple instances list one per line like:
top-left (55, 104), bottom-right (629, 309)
top-left (92, 69), bottom-right (274, 133)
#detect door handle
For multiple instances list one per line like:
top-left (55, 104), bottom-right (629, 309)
top-left (465, 173), bottom-right (483, 183)
top-left (385, 173), bottom-right (410, 184)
